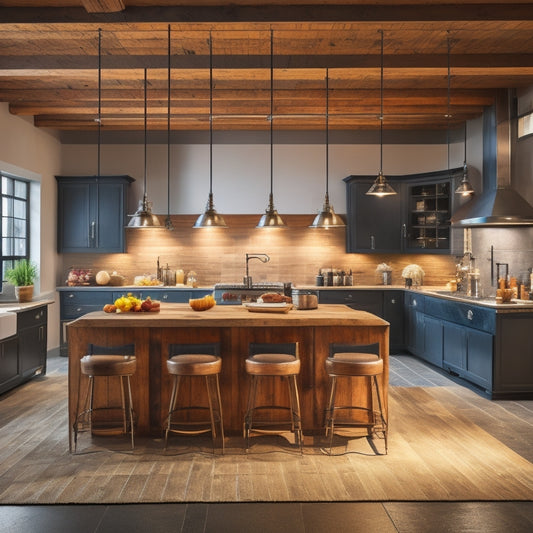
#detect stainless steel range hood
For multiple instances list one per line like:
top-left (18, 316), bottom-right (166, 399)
top-left (451, 90), bottom-right (533, 227)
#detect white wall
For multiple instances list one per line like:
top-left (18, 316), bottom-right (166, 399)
top-left (61, 138), bottom-right (469, 217)
top-left (0, 103), bottom-right (62, 351)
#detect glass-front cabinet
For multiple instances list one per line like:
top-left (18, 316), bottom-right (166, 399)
top-left (407, 181), bottom-right (450, 251)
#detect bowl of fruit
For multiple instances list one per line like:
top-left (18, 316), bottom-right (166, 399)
top-left (189, 294), bottom-right (216, 312)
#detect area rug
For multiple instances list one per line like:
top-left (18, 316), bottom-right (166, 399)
top-left (0, 375), bottom-right (532, 504)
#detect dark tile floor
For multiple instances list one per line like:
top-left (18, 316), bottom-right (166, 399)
top-left (1, 354), bottom-right (532, 533)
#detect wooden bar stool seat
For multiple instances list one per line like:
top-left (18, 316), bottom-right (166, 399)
top-left (244, 342), bottom-right (303, 452)
top-left (72, 343), bottom-right (136, 453)
top-left (325, 343), bottom-right (387, 454)
top-left (165, 343), bottom-right (224, 453)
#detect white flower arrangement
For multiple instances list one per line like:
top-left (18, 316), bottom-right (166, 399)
top-left (376, 263), bottom-right (392, 272)
top-left (402, 264), bottom-right (425, 285)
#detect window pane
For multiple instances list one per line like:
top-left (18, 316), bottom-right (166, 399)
top-left (13, 199), bottom-right (26, 219)
top-left (2, 177), bottom-right (13, 196)
top-left (3, 237), bottom-right (13, 256)
top-left (14, 180), bottom-right (27, 199)
top-left (2, 217), bottom-right (13, 237)
top-left (14, 238), bottom-right (26, 256)
top-left (13, 218), bottom-right (26, 238)
top-left (2, 197), bottom-right (12, 215)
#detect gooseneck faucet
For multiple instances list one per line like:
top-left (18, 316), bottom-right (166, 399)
top-left (244, 253), bottom-right (270, 288)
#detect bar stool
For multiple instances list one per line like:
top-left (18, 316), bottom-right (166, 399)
top-left (72, 343), bottom-right (136, 453)
top-left (165, 343), bottom-right (224, 453)
top-left (244, 342), bottom-right (303, 452)
top-left (325, 343), bottom-right (387, 454)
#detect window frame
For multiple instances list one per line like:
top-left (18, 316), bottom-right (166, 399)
top-left (1, 171), bottom-right (30, 282)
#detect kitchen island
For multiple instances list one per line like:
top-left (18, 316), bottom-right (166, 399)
top-left (66, 303), bottom-right (389, 443)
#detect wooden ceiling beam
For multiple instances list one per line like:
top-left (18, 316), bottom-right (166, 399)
top-left (2, 4), bottom-right (533, 24)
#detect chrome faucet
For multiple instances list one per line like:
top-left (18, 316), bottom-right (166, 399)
top-left (244, 253), bottom-right (270, 288)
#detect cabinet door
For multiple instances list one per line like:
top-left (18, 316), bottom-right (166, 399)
top-left (465, 329), bottom-right (493, 389)
top-left (319, 290), bottom-right (383, 316)
top-left (18, 307), bottom-right (47, 377)
top-left (423, 315), bottom-right (443, 366)
top-left (346, 181), bottom-right (403, 253)
top-left (0, 337), bottom-right (19, 394)
top-left (57, 181), bottom-right (94, 252)
top-left (405, 293), bottom-right (424, 355)
top-left (96, 182), bottom-right (127, 252)
top-left (383, 291), bottom-right (404, 350)
top-left (443, 322), bottom-right (467, 372)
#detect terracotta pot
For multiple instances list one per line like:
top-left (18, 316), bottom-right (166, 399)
top-left (15, 285), bottom-right (34, 303)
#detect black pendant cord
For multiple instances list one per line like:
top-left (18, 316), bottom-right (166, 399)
top-left (209, 31), bottom-right (213, 197)
top-left (446, 31), bottom-right (451, 172)
top-left (379, 29), bottom-right (384, 176)
top-left (97, 28), bottom-right (102, 178)
top-left (166, 24), bottom-right (172, 227)
top-left (269, 29), bottom-right (274, 200)
top-left (143, 67), bottom-right (148, 198)
top-left (325, 67), bottom-right (329, 196)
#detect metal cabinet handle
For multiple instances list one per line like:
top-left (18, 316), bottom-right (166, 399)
top-left (402, 223), bottom-right (407, 238)
top-left (76, 307), bottom-right (82, 313)
top-left (391, 298), bottom-right (396, 304)
top-left (370, 235), bottom-right (375, 250)
top-left (68, 293), bottom-right (74, 299)
top-left (412, 299), bottom-right (417, 307)
top-left (90, 220), bottom-right (96, 241)
top-left (467, 309), bottom-right (474, 321)
top-left (162, 294), bottom-right (168, 300)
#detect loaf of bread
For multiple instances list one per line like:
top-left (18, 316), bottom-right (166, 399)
top-left (260, 292), bottom-right (292, 303)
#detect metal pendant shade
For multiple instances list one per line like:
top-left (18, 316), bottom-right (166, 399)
top-left (366, 30), bottom-right (397, 197)
top-left (194, 32), bottom-right (227, 229)
top-left (257, 30), bottom-right (286, 229)
top-left (127, 68), bottom-right (162, 228)
top-left (309, 68), bottom-right (345, 228)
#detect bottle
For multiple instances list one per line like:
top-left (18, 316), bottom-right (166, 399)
top-left (315, 270), bottom-right (324, 286)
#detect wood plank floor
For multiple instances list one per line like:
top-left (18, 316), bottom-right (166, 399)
top-left (0, 354), bottom-right (532, 505)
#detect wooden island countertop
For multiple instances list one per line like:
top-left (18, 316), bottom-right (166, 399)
top-left (67, 304), bottom-right (389, 444)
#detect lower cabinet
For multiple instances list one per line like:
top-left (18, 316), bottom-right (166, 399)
top-left (443, 322), bottom-right (493, 390)
top-left (0, 304), bottom-right (48, 396)
top-left (18, 306), bottom-right (48, 378)
top-left (0, 337), bottom-right (19, 394)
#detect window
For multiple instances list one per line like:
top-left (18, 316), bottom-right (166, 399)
top-left (518, 111), bottom-right (533, 139)
top-left (1, 172), bottom-right (30, 281)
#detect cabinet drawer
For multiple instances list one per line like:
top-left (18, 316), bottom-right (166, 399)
top-left (318, 290), bottom-right (378, 304)
top-left (425, 296), bottom-right (496, 333)
top-left (60, 291), bottom-right (110, 306)
top-left (404, 292), bottom-right (425, 312)
top-left (17, 306), bottom-right (47, 329)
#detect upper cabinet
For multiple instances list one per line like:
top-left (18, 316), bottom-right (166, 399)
top-left (56, 175), bottom-right (134, 253)
top-left (344, 168), bottom-right (461, 254)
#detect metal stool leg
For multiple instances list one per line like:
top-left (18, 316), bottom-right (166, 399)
top-left (165, 374), bottom-right (181, 448)
top-left (373, 375), bottom-right (388, 454)
top-left (125, 375), bottom-right (135, 450)
top-left (288, 374), bottom-right (303, 453)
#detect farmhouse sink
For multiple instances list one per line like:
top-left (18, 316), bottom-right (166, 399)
top-left (0, 311), bottom-right (17, 340)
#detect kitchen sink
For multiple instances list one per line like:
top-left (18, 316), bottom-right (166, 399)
top-left (0, 311), bottom-right (17, 340)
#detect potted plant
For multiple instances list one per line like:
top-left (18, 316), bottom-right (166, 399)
top-left (5, 259), bottom-right (38, 302)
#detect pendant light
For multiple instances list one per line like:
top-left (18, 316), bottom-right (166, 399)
top-left (309, 68), bottom-right (345, 228)
top-left (456, 123), bottom-right (475, 196)
top-left (446, 33), bottom-right (474, 197)
top-left (257, 30), bottom-right (286, 228)
top-left (366, 29), bottom-right (396, 197)
top-left (165, 25), bottom-right (174, 230)
top-left (127, 68), bottom-right (162, 228)
top-left (193, 32), bottom-right (227, 228)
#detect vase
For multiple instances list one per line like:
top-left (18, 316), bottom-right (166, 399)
top-left (15, 285), bottom-right (34, 303)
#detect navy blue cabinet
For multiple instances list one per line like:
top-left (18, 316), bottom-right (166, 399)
top-left (56, 175), bottom-right (134, 253)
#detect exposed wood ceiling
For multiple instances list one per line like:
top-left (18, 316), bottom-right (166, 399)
top-left (1, 1), bottom-right (533, 134)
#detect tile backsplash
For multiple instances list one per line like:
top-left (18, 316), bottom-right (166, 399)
top-left (58, 214), bottom-right (458, 288)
